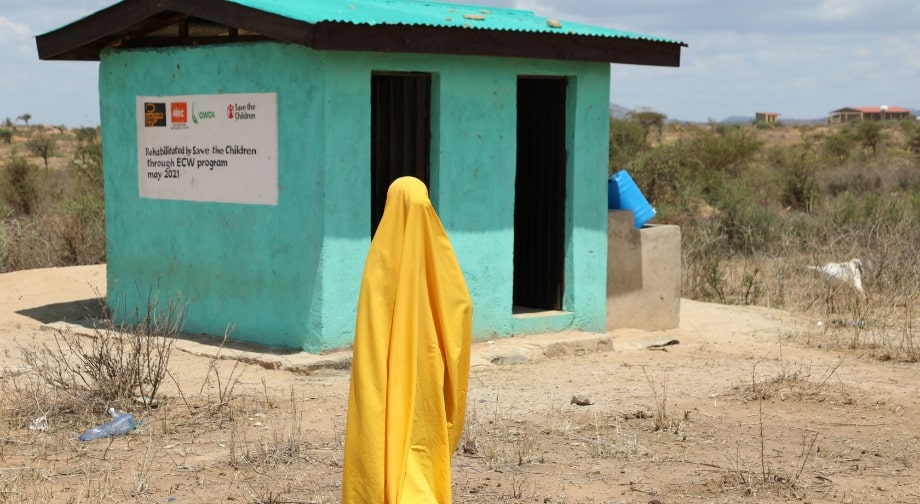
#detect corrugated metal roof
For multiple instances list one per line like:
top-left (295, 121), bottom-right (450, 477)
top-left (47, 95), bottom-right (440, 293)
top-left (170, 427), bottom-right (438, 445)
top-left (227, 0), bottom-right (684, 45)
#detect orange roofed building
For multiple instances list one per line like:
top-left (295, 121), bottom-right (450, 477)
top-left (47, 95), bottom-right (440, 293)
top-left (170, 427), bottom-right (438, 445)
top-left (755, 112), bottom-right (779, 124)
top-left (827, 106), bottom-right (913, 124)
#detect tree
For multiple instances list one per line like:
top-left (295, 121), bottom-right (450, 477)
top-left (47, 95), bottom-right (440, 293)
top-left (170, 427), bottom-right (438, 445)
top-left (851, 120), bottom-right (885, 154)
top-left (27, 134), bottom-right (56, 170)
top-left (16, 114), bottom-right (31, 127)
top-left (626, 108), bottom-right (667, 142)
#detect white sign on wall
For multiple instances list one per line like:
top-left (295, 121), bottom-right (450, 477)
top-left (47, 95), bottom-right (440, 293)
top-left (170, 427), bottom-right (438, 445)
top-left (136, 92), bottom-right (278, 205)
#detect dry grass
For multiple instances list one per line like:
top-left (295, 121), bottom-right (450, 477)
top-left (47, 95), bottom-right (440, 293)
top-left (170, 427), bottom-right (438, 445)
top-left (1, 316), bottom-right (918, 502)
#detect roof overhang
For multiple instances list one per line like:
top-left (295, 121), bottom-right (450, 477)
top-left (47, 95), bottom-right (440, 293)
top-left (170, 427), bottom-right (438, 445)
top-left (36, 0), bottom-right (683, 67)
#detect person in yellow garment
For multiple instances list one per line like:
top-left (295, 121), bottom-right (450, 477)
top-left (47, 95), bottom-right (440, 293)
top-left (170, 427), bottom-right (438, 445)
top-left (342, 176), bottom-right (473, 503)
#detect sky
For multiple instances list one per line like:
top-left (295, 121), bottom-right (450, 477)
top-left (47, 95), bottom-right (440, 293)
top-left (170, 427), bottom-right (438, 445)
top-left (2, 0), bottom-right (918, 127)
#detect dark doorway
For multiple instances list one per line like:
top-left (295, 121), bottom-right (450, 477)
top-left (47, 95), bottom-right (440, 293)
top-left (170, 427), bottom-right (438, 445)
top-left (370, 72), bottom-right (432, 235)
top-left (513, 77), bottom-right (568, 311)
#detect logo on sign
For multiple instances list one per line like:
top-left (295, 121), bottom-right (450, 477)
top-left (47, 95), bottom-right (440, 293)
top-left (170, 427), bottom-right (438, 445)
top-left (144, 102), bottom-right (166, 127)
top-left (191, 102), bottom-right (216, 124)
top-left (170, 102), bottom-right (188, 123)
top-left (227, 104), bottom-right (234, 119)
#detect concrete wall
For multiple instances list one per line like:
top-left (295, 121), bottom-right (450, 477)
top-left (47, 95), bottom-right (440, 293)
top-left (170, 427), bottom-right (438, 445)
top-left (606, 211), bottom-right (680, 331)
top-left (99, 42), bottom-right (610, 352)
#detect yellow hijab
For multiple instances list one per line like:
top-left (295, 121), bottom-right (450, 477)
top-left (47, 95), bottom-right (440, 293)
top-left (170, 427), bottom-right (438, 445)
top-left (342, 176), bottom-right (473, 504)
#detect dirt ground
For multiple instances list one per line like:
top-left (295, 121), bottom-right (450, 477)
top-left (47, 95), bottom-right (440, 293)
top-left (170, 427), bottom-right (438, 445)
top-left (1, 265), bottom-right (919, 503)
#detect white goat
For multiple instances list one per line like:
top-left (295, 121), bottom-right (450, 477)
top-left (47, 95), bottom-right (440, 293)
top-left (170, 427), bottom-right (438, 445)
top-left (807, 258), bottom-right (866, 309)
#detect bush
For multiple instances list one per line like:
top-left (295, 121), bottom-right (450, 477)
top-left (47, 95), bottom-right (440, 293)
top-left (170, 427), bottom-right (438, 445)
top-left (630, 142), bottom-right (693, 210)
top-left (718, 184), bottom-right (780, 254)
top-left (1, 155), bottom-right (38, 215)
top-left (609, 117), bottom-right (648, 174)
top-left (905, 128), bottom-right (920, 161)
top-left (628, 123), bottom-right (763, 214)
top-left (625, 109), bottom-right (667, 142)
top-left (0, 128), bottom-right (12, 144)
top-left (768, 145), bottom-right (821, 213)
top-left (18, 294), bottom-right (184, 412)
top-left (685, 124), bottom-right (763, 178)
top-left (54, 195), bottom-right (106, 264)
top-left (823, 129), bottom-right (855, 162)
top-left (70, 132), bottom-right (104, 195)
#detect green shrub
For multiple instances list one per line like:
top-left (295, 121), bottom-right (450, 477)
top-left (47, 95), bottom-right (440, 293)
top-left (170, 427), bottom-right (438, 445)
top-left (625, 108), bottom-right (667, 142)
top-left (0, 128), bottom-right (12, 144)
top-left (609, 117), bottom-right (648, 175)
top-left (1, 155), bottom-right (38, 215)
top-left (823, 129), bottom-right (854, 162)
top-left (768, 146), bottom-right (821, 213)
top-left (627, 123), bottom-right (763, 214)
top-left (632, 141), bottom-right (706, 214)
top-left (905, 128), bottom-right (920, 161)
top-left (684, 123), bottom-right (763, 178)
top-left (718, 184), bottom-right (780, 254)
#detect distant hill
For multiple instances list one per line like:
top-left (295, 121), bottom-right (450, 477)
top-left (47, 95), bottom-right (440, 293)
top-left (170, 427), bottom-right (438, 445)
top-left (720, 116), bottom-right (752, 124)
top-left (721, 115), bottom-right (827, 125)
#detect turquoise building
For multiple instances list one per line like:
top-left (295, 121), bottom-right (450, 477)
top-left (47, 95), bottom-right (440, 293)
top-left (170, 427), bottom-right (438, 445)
top-left (37, 0), bottom-right (684, 353)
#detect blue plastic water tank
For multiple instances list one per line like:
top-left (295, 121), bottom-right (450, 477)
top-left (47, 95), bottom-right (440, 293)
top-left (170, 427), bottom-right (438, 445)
top-left (608, 170), bottom-right (656, 229)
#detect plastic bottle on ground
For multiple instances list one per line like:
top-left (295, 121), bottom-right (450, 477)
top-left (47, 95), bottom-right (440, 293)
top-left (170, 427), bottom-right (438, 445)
top-left (78, 408), bottom-right (138, 441)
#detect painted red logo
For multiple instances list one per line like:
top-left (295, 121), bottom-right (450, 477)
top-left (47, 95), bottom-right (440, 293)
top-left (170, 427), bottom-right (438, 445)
top-left (170, 102), bottom-right (188, 123)
top-left (227, 104), bottom-right (234, 119)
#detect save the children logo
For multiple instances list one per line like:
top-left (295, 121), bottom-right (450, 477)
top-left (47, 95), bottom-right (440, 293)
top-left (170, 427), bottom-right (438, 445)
top-left (226, 102), bottom-right (258, 121)
top-left (144, 102), bottom-right (166, 127)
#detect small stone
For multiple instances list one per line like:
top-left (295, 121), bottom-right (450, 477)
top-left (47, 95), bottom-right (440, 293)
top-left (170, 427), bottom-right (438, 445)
top-left (135, 396), bottom-right (159, 408)
top-left (570, 394), bottom-right (594, 406)
top-left (547, 19), bottom-right (562, 28)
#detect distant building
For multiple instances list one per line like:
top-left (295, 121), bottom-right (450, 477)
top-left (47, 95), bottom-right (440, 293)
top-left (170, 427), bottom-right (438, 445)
top-left (755, 112), bottom-right (779, 124)
top-left (827, 106), bottom-right (913, 124)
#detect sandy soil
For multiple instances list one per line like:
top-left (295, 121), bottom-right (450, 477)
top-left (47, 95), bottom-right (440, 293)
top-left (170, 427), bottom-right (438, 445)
top-left (1, 265), bottom-right (919, 503)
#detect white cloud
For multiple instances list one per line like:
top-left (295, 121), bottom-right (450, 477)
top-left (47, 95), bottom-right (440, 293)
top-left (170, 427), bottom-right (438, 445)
top-left (815, 0), bottom-right (862, 20)
top-left (0, 16), bottom-right (34, 58)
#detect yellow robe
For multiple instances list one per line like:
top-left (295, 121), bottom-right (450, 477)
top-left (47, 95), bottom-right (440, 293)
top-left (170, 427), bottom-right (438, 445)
top-left (342, 176), bottom-right (473, 504)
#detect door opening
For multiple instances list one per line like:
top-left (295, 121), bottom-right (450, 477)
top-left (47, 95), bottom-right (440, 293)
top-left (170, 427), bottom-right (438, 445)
top-left (513, 77), bottom-right (568, 311)
top-left (370, 72), bottom-right (432, 235)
